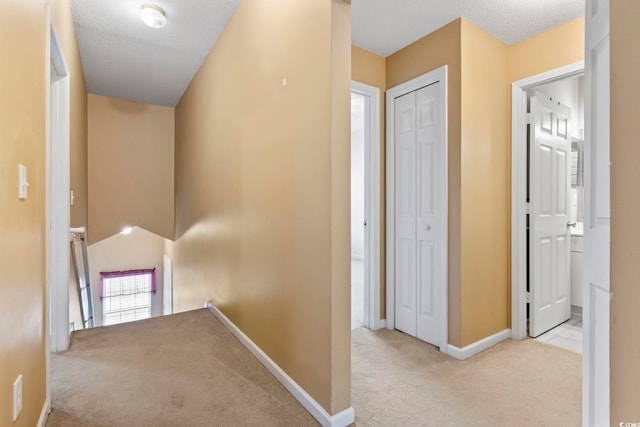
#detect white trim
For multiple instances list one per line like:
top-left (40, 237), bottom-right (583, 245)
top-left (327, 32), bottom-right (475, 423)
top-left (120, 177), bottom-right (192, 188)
top-left (385, 66), bottom-right (449, 352)
top-left (205, 301), bottom-right (355, 427)
top-left (510, 61), bottom-right (584, 340)
top-left (351, 81), bottom-right (383, 330)
top-left (46, 8), bottom-right (71, 413)
top-left (447, 329), bottom-right (511, 361)
top-left (37, 399), bottom-right (50, 427)
top-left (48, 20), bottom-right (71, 354)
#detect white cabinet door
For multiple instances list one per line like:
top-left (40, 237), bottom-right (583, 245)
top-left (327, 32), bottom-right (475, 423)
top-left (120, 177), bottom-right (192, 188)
top-left (394, 82), bottom-right (444, 347)
top-left (529, 90), bottom-right (572, 337)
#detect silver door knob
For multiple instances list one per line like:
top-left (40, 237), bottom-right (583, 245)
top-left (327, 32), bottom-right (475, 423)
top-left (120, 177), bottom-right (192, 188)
top-left (424, 225), bottom-right (431, 231)
top-left (567, 222), bottom-right (577, 228)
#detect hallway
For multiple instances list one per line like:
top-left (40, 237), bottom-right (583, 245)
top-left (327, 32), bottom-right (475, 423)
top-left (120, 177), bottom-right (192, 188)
top-left (351, 328), bottom-right (581, 426)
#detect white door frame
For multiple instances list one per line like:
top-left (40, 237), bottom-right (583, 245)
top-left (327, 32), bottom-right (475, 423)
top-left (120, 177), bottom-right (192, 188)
top-left (351, 81), bottom-right (383, 330)
top-left (511, 59), bottom-right (611, 425)
top-left (510, 60), bottom-right (583, 340)
top-left (163, 254), bottom-right (173, 315)
top-left (385, 65), bottom-right (448, 351)
top-left (46, 8), bottom-right (71, 408)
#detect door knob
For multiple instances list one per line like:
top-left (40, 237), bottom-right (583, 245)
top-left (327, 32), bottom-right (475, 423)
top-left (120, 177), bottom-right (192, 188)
top-left (424, 225), bottom-right (431, 231)
top-left (567, 222), bottom-right (577, 228)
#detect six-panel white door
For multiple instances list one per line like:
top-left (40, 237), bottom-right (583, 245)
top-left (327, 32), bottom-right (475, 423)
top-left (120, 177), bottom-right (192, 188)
top-left (529, 90), bottom-right (572, 337)
top-left (394, 82), bottom-right (444, 347)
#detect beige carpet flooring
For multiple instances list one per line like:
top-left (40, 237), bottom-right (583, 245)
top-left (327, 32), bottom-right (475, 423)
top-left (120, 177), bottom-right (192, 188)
top-left (48, 309), bottom-right (581, 426)
top-left (47, 309), bottom-right (317, 427)
top-left (351, 327), bottom-right (581, 426)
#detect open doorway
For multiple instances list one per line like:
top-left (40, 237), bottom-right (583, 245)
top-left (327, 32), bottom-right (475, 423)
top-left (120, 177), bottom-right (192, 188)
top-left (525, 74), bottom-right (585, 353)
top-left (351, 81), bottom-right (382, 331)
top-left (351, 91), bottom-right (367, 329)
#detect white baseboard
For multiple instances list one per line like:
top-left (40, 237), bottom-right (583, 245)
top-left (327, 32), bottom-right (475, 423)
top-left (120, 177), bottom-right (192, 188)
top-left (205, 300), bottom-right (355, 427)
top-left (37, 398), bottom-right (50, 427)
top-left (447, 329), bottom-right (511, 361)
top-left (370, 319), bottom-right (386, 331)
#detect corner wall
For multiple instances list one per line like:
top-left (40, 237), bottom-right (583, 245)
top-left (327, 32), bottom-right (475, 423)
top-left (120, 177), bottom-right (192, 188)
top-left (386, 19), bottom-right (464, 346)
top-left (460, 19), bottom-right (510, 345)
top-left (171, 0), bottom-right (351, 415)
top-left (88, 95), bottom-right (175, 244)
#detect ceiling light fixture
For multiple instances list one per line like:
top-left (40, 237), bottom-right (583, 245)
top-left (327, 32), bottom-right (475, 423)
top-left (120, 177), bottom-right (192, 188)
top-left (140, 4), bottom-right (167, 29)
top-left (120, 226), bottom-right (133, 235)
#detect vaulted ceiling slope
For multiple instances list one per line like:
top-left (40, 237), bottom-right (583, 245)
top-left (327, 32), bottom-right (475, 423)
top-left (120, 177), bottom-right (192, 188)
top-left (352, 0), bottom-right (585, 57)
top-left (71, 0), bottom-right (241, 107)
top-left (72, 1), bottom-right (584, 107)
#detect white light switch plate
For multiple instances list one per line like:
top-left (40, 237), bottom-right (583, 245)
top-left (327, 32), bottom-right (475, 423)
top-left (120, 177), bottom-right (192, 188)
top-left (18, 164), bottom-right (28, 200)
top-left (13, 374), bottom-right (22, 421)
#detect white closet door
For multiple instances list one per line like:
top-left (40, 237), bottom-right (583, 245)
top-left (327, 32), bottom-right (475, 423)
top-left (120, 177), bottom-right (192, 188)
top-left (394, 81), bottom-right (444, 347)
top-left (394, 91), bottom-right (417, 337)
top-left (415, 83), bottom-right (443, 345)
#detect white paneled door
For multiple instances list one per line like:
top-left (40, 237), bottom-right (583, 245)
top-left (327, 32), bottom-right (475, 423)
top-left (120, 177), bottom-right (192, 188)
top-left (584, 0), bottom-right (610, 423)
top-left (529, 90), bottom-right (572, 337)
top-left (394, 82), bottom-right (445, 347)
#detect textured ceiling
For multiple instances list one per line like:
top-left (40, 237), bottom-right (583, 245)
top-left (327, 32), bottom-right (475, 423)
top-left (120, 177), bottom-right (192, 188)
top-left (72, 1), bottom-right (584, 107)
top-left (71, 0), bottom-right (240, 107)
top-left (352, 0), bottom-right (585, 57)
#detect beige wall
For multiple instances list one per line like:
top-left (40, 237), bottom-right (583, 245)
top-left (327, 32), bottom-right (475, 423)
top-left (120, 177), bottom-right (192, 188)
top-left (88, 95), bottom-right (174, 243)
top-left (509, 17), bottom-right (584, 83)
top-left (171, 0), bottom-right (351, 414)
top-left (460, 19), bottom-right (510, 345)
top-left (88, 227), bottom-right (166, 326)
top-left (386, 19), bottom-right (464, 346)
top-left (53, 0), bottom-right (89, 343)
top-left (0, 0), bottom-right (86, 425)
top-left (611, 1), bottom-right (640, 422)
top-left (351, 46), bottom-right (387, 318)
top-left (53, 0), bottom-right (88, 229)
top-left (0, 3), bottom-right (47, 424)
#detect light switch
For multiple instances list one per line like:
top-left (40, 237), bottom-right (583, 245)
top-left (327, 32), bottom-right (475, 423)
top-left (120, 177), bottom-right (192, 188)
top-left (18, 164), bottom-right (28, 200)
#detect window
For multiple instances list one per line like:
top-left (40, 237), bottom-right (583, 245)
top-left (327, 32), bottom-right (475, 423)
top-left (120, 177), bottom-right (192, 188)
top-left (100, 269), bottom-right (156, 326)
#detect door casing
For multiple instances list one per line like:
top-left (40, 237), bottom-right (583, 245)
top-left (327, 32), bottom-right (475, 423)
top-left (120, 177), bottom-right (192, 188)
top-left (385, 65), bottom-right (448, 352)
top-left (351, 81), bottom-right (384, 330)
top-left (46, 6), bottom-right (71, 414)
top-left (511, 61), bottom-right (583, 339)
top-left (511, 59), bottom-right (611, 425)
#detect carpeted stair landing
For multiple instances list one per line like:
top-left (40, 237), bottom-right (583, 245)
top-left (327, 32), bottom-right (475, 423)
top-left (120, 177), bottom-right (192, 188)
top-left (47, 309), bottom-right (318, 427)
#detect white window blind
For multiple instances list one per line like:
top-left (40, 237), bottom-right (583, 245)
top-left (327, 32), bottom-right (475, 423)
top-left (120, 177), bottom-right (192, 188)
top-left (101, 269), bottom-right (155, 326)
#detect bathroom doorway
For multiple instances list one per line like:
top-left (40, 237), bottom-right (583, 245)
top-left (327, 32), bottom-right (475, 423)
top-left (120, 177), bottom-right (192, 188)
top-left (526, 74), bottom-right (585, 353)
top-left (351, 81), bottom-right (382, 331)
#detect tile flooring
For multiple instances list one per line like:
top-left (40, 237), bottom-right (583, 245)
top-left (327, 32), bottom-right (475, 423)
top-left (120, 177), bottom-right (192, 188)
top-left (351, 258), bottom-right (365, 329)
top-left (535, 315), bottom-right (583, 353)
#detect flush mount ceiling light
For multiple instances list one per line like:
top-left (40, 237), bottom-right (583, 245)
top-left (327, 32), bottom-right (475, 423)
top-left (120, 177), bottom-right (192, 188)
top-left (120, 226), bottom-right (133, 235)
top-left (140, 4), bottom-right (167, 29)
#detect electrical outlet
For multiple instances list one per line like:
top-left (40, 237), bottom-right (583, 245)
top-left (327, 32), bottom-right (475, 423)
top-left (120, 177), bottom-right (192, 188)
top-left (13, 374), bottom-right (22, 421)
